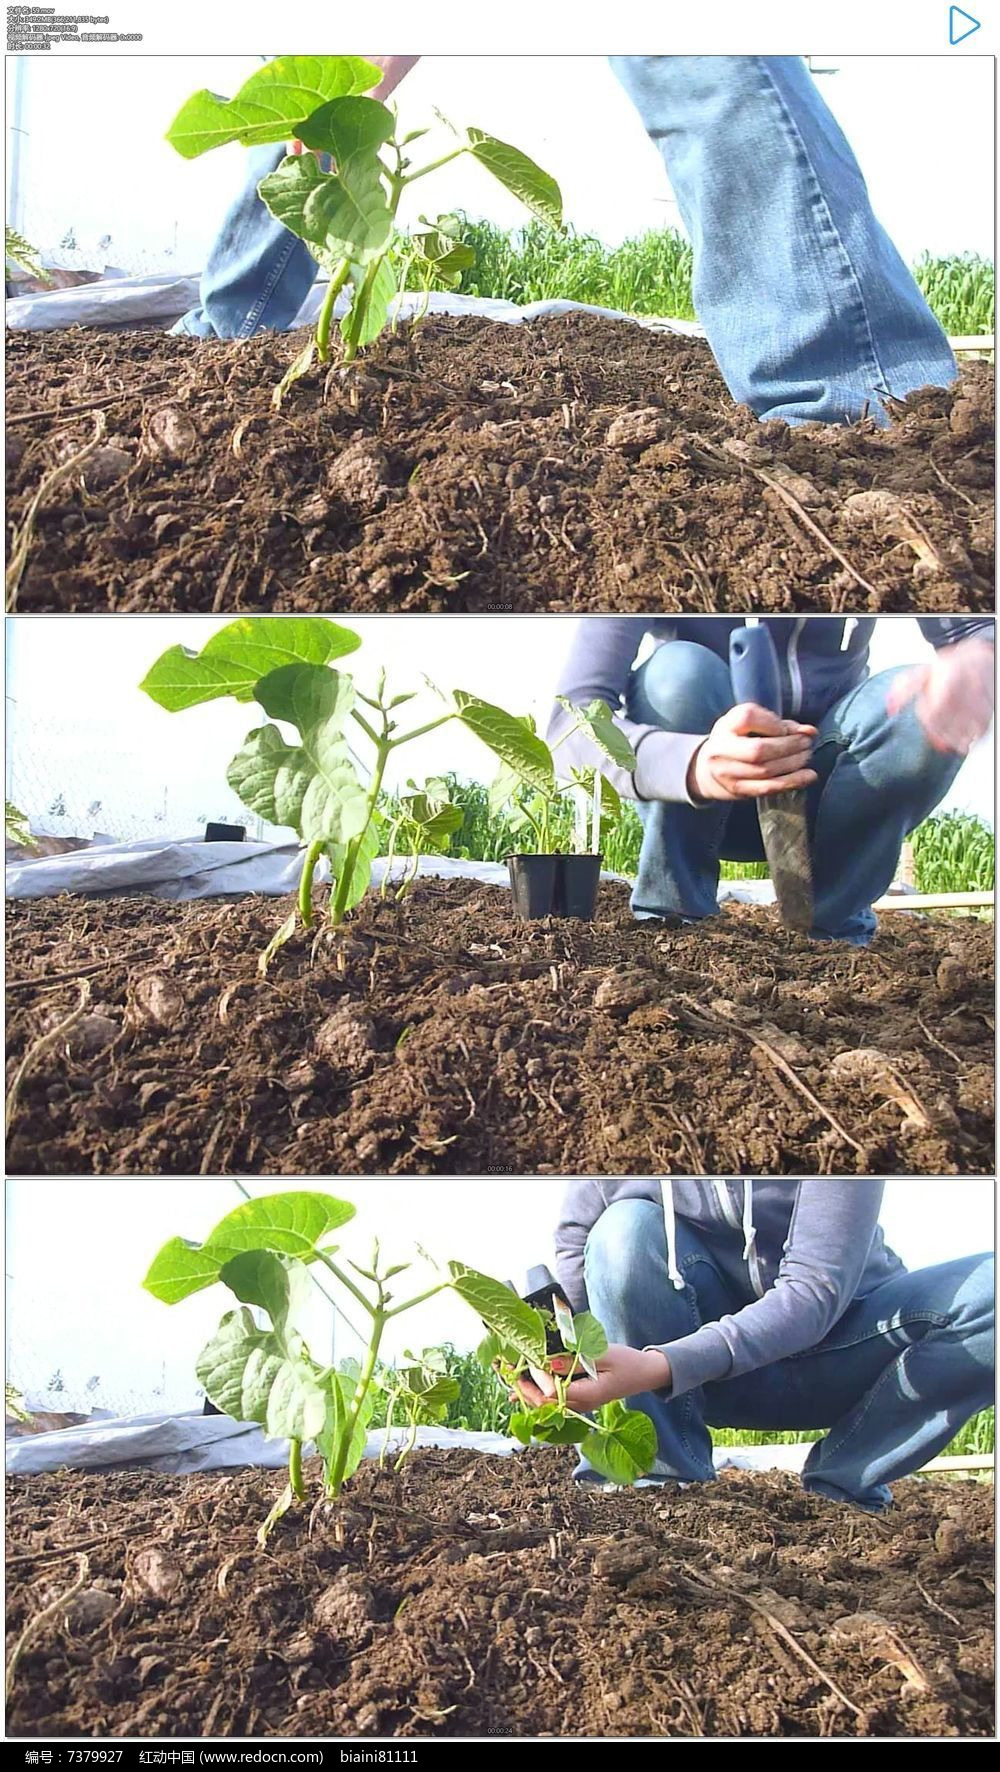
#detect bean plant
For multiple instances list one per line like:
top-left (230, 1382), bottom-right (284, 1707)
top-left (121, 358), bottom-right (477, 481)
top-left (489, 696), bottom-right (638, 855)
top-left (166, 56), bottom-right (562, 389)
top-left (140, 616), bottom-right (552, 963)
top-left (145, 1193), bottom-right (655, 1539)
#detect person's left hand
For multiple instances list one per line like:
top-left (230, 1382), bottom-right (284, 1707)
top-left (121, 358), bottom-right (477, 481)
top-left (886, 635), bottom-right (994, 755)
top-left (512, 1344), bottom-right (671, 1411)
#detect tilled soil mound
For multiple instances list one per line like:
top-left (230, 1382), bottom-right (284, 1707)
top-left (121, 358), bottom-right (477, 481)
top-left (5, 881), bottom-right (993, 1175)
top-left (5, 1451), bottom-right (994, 1738)
top-left (5, 315), bottom-right (994, 614)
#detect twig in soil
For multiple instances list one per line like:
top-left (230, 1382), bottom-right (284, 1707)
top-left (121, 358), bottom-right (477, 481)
top-left (5, 979), bottom-right (92, 1136)
top-left (915, 1013), bottom-right (966, 1071)
top-left (6, 414), bottom-right (107, 609)
top-left (714, 444), bottom-right (879, 606)
top-left (9, 380), bottom-right (173, 425)
top-left (914, 1579), bottom-right (962, 1631)
top-left (6, 960), bottom-right (115, 991)
top-left (676, 994), bottom-right (864, 1154)
top-left (680, 1563), bottom-right (863, 1719)
top-left (5, 1552), bottom-right (90, 1700)
top-left (6, 1533), bottom-right (127, 1566)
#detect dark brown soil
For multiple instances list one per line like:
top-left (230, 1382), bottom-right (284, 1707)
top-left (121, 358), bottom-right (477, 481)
top-left (5, 315), bottom-right (993, 614)
top-left (5, 880), bottom-right (993, 1176)
top-left (5, 1450), bottom-right (994, 1738)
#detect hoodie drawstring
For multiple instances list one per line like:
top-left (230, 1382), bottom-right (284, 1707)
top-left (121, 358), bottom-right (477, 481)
top-left (661, 1180), bottom-right (686, 1290)
top-left (742, 1179), bottom-right (757, 1267)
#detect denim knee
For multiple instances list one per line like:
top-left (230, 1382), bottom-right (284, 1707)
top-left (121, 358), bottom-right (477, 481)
top-left (584, 1199), bottom-right (663, 1308)
top-left (629, 642), bottom-right (732, 733)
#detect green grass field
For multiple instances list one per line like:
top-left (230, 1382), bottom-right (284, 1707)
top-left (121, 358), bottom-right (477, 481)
top-left (441, 220), bottom-right (994, 338)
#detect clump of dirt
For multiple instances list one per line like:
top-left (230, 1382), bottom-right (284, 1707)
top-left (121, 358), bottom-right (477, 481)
top-left (4, 880), bottom-right (992, 1175)
top-left (5, 1451), bottom-right (993, 1737)
top-left (5, 315), bottom-right (993, 613)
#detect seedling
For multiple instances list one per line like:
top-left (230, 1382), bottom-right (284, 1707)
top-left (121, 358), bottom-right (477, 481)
top-left (144, 1190), bottom-right (458, 1541)
top-left (447, 1263), bottom-right (657, 1485)
top-left (140, 616), bottom-right (552, 961)
top-left (380, 778), bottom-right (463, 901)
top-left (378, 1347), bottom-right (460, 1471)
top-left (490, 699), bottom-right (638, 856)
top-left (166, 56), bottom-right (562, 389)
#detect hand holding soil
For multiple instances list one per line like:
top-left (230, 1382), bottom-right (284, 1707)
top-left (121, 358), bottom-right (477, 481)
top-left (886, 635), bottom-right (995, 756)
top-left (688, 704), bottom-right (819, 802)
top-left (515, 1344), bottom-right (672, 1410)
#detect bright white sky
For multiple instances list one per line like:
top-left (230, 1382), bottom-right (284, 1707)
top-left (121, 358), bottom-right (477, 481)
top-left (5, 617), bottom-right (994, 842)
top-left (4, 1178), bottom-right (994, 1415)
top-left (6, 56), bottom-right (994, 271)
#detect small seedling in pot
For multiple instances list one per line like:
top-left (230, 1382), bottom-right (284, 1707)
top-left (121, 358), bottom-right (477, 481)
top-left (447, 1264), bottom-right (657, 1485)
top-left (144, 1191), bottom-right (461, 1541)
top-left (488, 700), bottom-right (638, 918)
top-left (140, 616), bottom-right (552, 964)
top-left (166, 56), bottom-right (562, 393)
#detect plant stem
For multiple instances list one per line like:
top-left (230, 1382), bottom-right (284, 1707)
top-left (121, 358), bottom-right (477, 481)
top-left (329, 735), bottom-right (392, 926)
top-left (385, 1279), bottom-right (449, 1318)
top-left (316, 258), bottom-right (352, 362)
top-left (387, 712), bottom-right (455, 749)
top-left (299, 839), bottom-right (324, 926)
top-left (316, 1251), bottom-right (377, 1319)
top-left (400, 147), bottom-right (467, 187)
top-left (288, 1436), bottom-right (305, 1500)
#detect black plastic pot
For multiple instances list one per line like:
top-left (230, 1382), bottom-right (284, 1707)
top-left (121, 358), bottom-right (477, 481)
top-left (204, 822), bottom-right (246, 843)
top-left (506, 853), bottom-right (557, 919)
top-left (554, 853), bottom-right (602, 920)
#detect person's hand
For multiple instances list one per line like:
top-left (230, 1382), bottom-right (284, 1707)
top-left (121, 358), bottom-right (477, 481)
top-left (688, 704), bottom-right (818, 803)
top-left (886, 636), bottom-right (994, 755)
top-left (511, 1344), bottom-right (671, 1411)
top-left (291, 55), bottom-right (420, 157)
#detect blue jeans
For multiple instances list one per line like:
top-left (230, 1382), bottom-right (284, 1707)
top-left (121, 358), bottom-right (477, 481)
top-left (583, 1199), bottom-right (995, 1510)
top-left (175, 57), bottom-right (956, 425)
top-left (626, 641), bottom-right (966, 944)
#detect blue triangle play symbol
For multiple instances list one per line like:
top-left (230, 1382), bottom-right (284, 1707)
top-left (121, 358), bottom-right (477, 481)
top-left (949, 7), bottom-right (981, 44)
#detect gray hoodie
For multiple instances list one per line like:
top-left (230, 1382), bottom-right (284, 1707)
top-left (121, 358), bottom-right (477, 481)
top-left (555, 1179), bottom-right (904, 1400)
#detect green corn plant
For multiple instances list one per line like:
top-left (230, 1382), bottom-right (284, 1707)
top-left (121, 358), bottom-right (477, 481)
top-left (911, 812), bottom-right (995, 895)
top-left (166, 57), bottom-right (562, 391)
top-left (140, 617), bottom-right (553, 964)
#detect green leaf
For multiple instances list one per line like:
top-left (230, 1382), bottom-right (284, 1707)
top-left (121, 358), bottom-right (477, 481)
top-left (257, 155), bottom-right (347, 276)
top-left (487, 758), bottom-right (524, 820)
top-left (581, 1402), bottom-right (657, 1486)
top-left (509, 1411), bottom-right (534, 1447)
top-left (556, 697), bottom-right (637, 771)
top-left (227, 720), bottom-right (369, 846)
top-left (553, 1306), bottom-right (607, 1380)
top-left (195, 1307), bottom-right (328, 1442)
top-left (296, 94), bottom-right (394, 162)
top-left (569, 768), bottom-right (622, 823)
top-left (466, 129), bottom-right (563, 228)
top-left (343, 254), bottom-right (397, 348)
top-left (166, 55), bottom-right (384, 157)
top-left (451, 692), bottom-right (554, 796)
top-left (140, 617), bottom-right (360, 712)
top-left (477, 1330), bottom-right (523, 1372)
top-left (326, 809), bottom-right (382, 914)
top-left (143, 1192), bottom-right (356, 1303)
top-left (254, 663), bottom-right (355, 736)
top-left (218, 1249), bottom-right (312, 1337)
top-left (317, 1368), bottom-right (374, 1487)
top-left (448, 1263), bottom-right (547, 1366)
top-left (398, 791), bottom-right (463, 852)
top-left (525, 1403), bottom-right (590, 1447)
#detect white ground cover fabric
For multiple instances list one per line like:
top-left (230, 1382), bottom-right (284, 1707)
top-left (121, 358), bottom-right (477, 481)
top-left (5, 837), bottom-right (775, 906)
top-left (5, 1409), bottom-right (808, 1477)
top-left (6, 273), bottom-right (704, 339)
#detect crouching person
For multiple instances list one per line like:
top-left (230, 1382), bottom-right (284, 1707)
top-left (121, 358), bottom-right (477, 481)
top-left (525, 1179), bottom-right (993, 1510)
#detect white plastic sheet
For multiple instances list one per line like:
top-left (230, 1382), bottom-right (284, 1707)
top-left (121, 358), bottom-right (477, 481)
top-left (6, 273), bottom-right (705, 340)
top-left (5, 1408), bottom-right (808, 1477)
top-left (5, 836), bottom-right (772, 905)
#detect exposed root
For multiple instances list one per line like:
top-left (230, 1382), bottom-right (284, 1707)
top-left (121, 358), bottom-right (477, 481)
top-left (5, 979), bottom-right (91, 1136)
top-left (6, 414), bottom-right (107, 609)
top-left (5, 1553), bottom-right (90, 1699)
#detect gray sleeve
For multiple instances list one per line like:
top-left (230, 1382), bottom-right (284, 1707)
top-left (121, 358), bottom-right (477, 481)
top-left (652, 1181), bottom-right (886, 1398)
top-left (547, 617), bottom-right (703, 804)
top-left (553, 1179), bottom-right (616, 1313)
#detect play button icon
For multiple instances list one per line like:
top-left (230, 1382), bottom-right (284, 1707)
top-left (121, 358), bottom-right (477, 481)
top-left (949, 7), bottom-right (981, 44)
